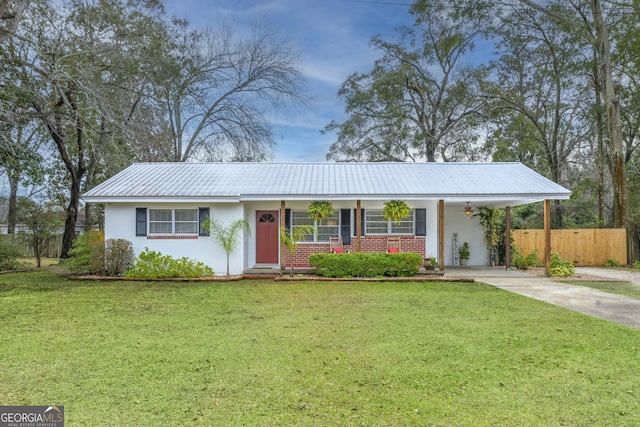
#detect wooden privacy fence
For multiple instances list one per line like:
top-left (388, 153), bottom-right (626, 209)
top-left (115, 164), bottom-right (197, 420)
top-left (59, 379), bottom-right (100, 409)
top-left (5, 234), bottom-right (63, 259)
top-left (512, 229), bottom-right (627, 266)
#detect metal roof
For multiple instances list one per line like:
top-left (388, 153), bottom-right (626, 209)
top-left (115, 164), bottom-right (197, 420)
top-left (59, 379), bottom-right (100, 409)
top-left (82, 162), bottom-right (571, 207)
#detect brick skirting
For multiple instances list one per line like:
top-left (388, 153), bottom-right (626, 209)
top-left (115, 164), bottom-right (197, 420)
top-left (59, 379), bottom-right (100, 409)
top-left (284, 235), bottom-right (427, 267)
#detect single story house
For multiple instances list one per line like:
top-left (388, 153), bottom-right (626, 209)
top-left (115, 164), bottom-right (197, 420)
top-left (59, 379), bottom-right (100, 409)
top-left (82, 162), bottom-right (571, 276)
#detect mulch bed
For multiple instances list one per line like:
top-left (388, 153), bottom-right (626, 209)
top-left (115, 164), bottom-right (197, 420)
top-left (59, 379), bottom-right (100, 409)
top-left (69, 272), bottom-right (471, 283)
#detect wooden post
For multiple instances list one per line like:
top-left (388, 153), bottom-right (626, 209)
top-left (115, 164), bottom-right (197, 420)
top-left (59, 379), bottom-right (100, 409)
top-left (280, 200), bottom-right (286, 271)
top-left (544, 199), bottom-right (551, 277)
top-left (439, 200), bottom-right (445, 271)
top-left (505, 206), bottom-right (511, 270)
top-left (356, 200), bottom-right (362, 252)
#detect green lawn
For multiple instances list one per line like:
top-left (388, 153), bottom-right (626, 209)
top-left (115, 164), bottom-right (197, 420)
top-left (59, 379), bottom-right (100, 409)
top-left (561, 280), bottom-right (640, 300)
top-left (1, 272), bottom-right (639, 426)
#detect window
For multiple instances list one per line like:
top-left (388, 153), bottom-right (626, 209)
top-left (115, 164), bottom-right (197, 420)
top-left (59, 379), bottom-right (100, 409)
top-left (317, 212), bottom-right (339, 242)
top-left (290, 210), bottom-right (339, 242)
top-left (149, 209), bottom-right (172, 234)
top-left (364, 210), bottom-right (387, 234)
top-left (291, 211), bottom-right (314, 242)
top-left (175, 209), bottom-right (198, 233)
top-left (365, 209), bottom-right (414, 234)
top-left (149, 208), bottom-right (198, 234)
top-left (391, 211), bottom-right (414, 234)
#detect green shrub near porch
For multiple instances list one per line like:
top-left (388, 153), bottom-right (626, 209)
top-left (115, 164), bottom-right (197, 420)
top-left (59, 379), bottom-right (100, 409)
top-left (309, 252), bottom-right (422, 277)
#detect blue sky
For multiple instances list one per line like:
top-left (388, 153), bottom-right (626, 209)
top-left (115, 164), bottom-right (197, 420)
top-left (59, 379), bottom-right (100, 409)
top-left (164, 0), bottom-right (416, 162)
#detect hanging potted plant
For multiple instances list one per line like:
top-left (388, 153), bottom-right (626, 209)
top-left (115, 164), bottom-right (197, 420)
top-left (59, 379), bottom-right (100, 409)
top-left (383, 200), bottom-right (411, 224)
top-left (308, 200), bottom-right (334, 224)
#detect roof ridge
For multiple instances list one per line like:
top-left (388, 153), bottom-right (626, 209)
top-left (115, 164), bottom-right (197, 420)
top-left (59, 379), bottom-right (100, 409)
top-left (129, 161), bottom-right (525, 166)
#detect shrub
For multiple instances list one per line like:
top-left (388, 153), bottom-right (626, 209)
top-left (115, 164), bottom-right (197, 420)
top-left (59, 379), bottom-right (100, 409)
top-left (0, 235), bottom-right (25, 271)
top-left (512, 248), bottom-right (539, 270)
top-left (61, 231), bottom-right (105, 274)
top-left (90, 243), bottom-right (106, 274)
top-left (103, 239), bottom-right (134, 276)
top-left (124, 249), bottom-right (214, 279)
top-left (634, 261), bottom-right (640, 269)
top-left (549, 252), bottom-right (575, 278)
top-left (605, 259), bottom-right (619, 268)
top-left (81, 237), bottom-right (133, 276)
top-left (309, 252), bottom-right (423, 278)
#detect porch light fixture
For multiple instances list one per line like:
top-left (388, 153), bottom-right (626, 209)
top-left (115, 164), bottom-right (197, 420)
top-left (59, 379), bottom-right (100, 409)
top-left (464, 202), bottom-right (472, 215)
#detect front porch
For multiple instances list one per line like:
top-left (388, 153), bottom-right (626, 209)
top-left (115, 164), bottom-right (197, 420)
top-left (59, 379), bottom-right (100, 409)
top-left (281, 235), bottom-right (428, 269)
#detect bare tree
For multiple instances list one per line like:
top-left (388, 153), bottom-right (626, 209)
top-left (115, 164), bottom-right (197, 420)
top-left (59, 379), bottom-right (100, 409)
top-left (156, 20), bottom-right (307, 162)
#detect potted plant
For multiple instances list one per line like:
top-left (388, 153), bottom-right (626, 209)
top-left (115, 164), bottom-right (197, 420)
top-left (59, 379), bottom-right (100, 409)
top-left (383, 200), bottom-right (411, 224)
top-left (424, 256), bottom-right (437, 270)
top-left (458, 242), bottom-right (470, 266)
top-left (308, 200), bottom-right (334, 224)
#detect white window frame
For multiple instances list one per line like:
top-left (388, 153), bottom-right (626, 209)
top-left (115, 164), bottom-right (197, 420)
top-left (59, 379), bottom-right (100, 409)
top-left (365, 209), bottom-right (415, 235)
top-left (291, 210), bottom-right (340, 243)
top-left (148, 208), bottom-right (199, 235)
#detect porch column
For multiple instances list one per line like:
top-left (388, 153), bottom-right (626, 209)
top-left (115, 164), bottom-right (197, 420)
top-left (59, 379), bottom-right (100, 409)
top-left (438, 200), bottom-right (445, 271)
top-left (505, 206), bottom-right (511, 270)
top-left (544, 199), bottom-right (551, 277)
top-left (356, 199), bottom-right (362, 252)
top-left (280, 200), bottom-right (286, 271)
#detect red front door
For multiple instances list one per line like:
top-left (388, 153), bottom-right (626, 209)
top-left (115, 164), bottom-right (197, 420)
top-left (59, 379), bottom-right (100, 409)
top-left (256, 211), bottom-right (279, 264)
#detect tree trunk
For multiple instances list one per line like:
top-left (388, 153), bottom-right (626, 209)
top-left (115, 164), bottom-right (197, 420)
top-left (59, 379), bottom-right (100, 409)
top-left (7, 173), bottom-right (18, 234)
top-left (61, 173), bottom-right (82, 258)
top-left (591, 46), bottom-right (605, 226)
top-left (554, 199), bottom-right (563, 229)
top-left (591, 0), bottom-right (632, 262)
top-left (37, 101), bottom-right (86, 259)
top-left (426, 142), bottom-right (436, 162)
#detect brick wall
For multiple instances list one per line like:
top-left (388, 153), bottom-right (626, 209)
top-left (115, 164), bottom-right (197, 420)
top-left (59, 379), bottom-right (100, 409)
top-left (283, 235), bottom-right (427, 267)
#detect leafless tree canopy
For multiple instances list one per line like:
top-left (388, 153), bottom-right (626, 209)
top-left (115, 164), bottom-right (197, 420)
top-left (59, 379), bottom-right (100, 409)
top-left (158, 21), bottom-right (307, 162)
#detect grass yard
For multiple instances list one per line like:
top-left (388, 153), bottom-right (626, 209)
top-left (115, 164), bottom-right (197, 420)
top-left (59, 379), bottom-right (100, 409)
top-left (17, 257), bottom-right (60, 268)
top-left (561, 280), bottom-right (640, 301)
top-left (1, 272), bottom-right (639, 426)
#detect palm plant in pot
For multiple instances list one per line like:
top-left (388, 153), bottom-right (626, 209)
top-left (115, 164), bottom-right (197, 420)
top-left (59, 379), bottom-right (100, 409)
top-left (458, 242), bottom-right (470, 266)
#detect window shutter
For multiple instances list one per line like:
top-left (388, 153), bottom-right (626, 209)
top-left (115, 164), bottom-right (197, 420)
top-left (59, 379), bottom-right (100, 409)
top-left (285, 209), bottom-right (291, 233)
top-left (415, 208), bottom-right (426, 236)
top-left (135, 208), bottom-right (147, 236)
top-left (199, 207), bottom-right (210, 236)
top-left (340, 209), bottom-right (351, 245)
top-left (354, 208), bottom-right (365, 236)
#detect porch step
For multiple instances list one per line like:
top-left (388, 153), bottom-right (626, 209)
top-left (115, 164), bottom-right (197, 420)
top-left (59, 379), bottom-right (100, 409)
top-left (243, 268), bottom-right (280, 278)
top-left (243, 267), bottom-right (315, 278)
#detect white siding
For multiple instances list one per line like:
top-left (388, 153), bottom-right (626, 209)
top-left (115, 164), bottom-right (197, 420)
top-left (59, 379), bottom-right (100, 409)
top-left (105, 203), bottom-right (246, 276)
top-left (444, 206), bottom-right (488, 266)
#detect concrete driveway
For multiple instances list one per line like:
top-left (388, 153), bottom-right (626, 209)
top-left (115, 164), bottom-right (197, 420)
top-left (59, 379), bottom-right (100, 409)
top-left (444, 267), bottom-right (640, 329)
